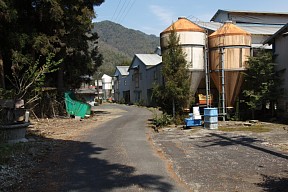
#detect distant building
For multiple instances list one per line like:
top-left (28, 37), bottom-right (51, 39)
top-left (128, 54), bottom-right (162, 106)
top-left (94, 79), bottom-right (103, 100)
top-left (113, 66), bottom-right (130, 103)
top-left (264, 23), bottom-right (288, 118)
top-left (76, 75), bottom-right (96, 104)
top-left (114, 53), bottom-right (163, 106)
top-left (101, 74), bottom-right (113, 100)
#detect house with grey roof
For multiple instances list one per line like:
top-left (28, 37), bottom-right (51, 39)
top-left (113, 66), bottom-right (130, 103)
top-left (128, 54), bottom-right (162, 106)
top-left (264, 23), bottom-right (288, 118)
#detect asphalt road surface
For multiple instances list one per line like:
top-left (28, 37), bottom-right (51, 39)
top-left (29, 104), bottom-right (185, 192)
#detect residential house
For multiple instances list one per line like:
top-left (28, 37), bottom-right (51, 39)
top-left (264, 23), bottom-right (288, 118)
top-left (113, 66), bottom-right (130, 103)
top-left (76, 75), bottom-right (97, 104)
top-left (128, 54), bottom-right (162, 106)
top-left (102, 74), bottom-right (114, 100)
top-left (94, 79), bottom-right (103, 100)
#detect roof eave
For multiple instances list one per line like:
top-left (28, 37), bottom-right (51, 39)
top-left (263, 23), bottom-right (288, 45)
top-left (210, 9), bottom-right (226, 21)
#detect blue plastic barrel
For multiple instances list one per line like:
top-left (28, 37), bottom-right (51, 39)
top-left (204, 108), bottom-right (218, 129)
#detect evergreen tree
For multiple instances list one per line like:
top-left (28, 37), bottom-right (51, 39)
top-left (153, 28), bottom-right (190, 118)
top-left (0, 0), bottom-right (104, 91)
top-left (242, 50), bottom-right (281, 119)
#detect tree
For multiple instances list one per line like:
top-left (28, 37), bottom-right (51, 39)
top-left (0, 0), bottom-right (104, 118)
top-left (7, 52), bottom-right (62, 104)
top-left (0, 0), bottom-right (104, 88)
top-left (242, 50), bottom-right (281, 119)
top-left (153, 28), bottom-right (190, 118)
top-left (0, 0), bottom-right (104, 93)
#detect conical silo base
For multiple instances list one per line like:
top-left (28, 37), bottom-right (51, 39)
top-left (211, 70), bottom-right (244, 107)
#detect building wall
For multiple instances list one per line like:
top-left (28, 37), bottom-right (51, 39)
top-left (129, 57), bottom-right (146, 105)
top-left (128, 57), bottom-right (163, 106)
top-left (212, 11), bottom-right (288, 25)
top-left (228, 13), bottom-right (288, 25)
top-left (114, 70), bottom-right (130, 103)
top-left (145, 64), bottom-right (163, 106)
top-left (274, 34), bottom-right (288, 116)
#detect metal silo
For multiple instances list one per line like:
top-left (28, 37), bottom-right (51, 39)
top-left (209, 21), bottom-right (251, 111)
top-left (160, 17), bottom-right (206, 107)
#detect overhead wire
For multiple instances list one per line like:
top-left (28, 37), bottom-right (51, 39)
top-left (111, 0), bottom-right (122, 21)
top-left (111, 0), bottom-right (136, 24)
top-left (114, 0), bottom-right (129, 22)
top-left (119, 0), bottom-right (136, 23)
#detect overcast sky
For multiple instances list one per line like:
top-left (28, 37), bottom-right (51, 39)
top-left (93, 0), bottom-right (288, 36)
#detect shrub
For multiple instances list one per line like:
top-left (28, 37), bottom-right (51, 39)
top-left (152, 113), bottom-right (172, 128)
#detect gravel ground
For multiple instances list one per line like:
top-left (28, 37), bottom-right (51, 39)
top-left (151, 121), bottom-right (288, 192)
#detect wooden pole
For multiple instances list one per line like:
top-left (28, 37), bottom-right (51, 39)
top-left (0, 52), bottom-right (5, 89)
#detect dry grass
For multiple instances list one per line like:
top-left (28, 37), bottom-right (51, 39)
top-left (219, 125), bottom-right (271, 133)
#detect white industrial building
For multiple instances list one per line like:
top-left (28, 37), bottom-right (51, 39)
top-left (198, 10), bottom-right (288, 51)
top-left (264, 24), bottom-right (288, 118)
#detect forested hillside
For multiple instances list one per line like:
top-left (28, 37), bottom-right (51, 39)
top-left (93, 21), bottom-right (160, 76)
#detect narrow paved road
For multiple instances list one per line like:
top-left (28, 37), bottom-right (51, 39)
top-left (35, 104), bottom-right (185, 192)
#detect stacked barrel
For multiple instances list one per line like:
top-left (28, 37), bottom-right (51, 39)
top-left (204, 108), bottom-right (218, 129)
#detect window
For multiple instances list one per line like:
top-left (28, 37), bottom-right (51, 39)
top-left (154, 71), bottom-right (158, 80)
top-left (135, 72), bottom-right (139, 88)
top-left (135, 91), bottom-right (141, 102)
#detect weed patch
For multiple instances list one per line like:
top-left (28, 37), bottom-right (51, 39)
top-left (219, 125), bottom-right (271, 133)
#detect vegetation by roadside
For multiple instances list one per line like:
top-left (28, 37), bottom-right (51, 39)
top-left (219, 125), bottom-right (271, 133)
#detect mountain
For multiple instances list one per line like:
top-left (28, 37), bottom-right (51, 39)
top-left (92, 21), bottom-right (160, 76)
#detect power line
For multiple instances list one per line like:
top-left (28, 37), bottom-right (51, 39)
top-left (114, 0), bottom-right (129, 22)
top-left (111, 0), bottom-right (122, 21)
top-left (119, 0), bottom-right (136, 23)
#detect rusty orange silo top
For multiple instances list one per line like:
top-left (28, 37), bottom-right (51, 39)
top-left (160, 17), bottom-right (205, 35)
top-left (209, 21), bottom-right (250, 39)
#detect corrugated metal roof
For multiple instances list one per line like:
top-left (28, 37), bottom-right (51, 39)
top-left (76, 88), bottom-right (96, 94)
top-left (199, 22), bottom-right (283, 35)
top-left (161, 17), bottom-right (205, 35)
top-left (116, 66), bottom-right (129, 76)
top-left (136, 54), bottom-right (162, 68)
top-left (238, 24), bottom-right (283, 35)
top-left (102, 74), bottom-right (112, 81)
top-left (264, 23), bottom-right (288, 44)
